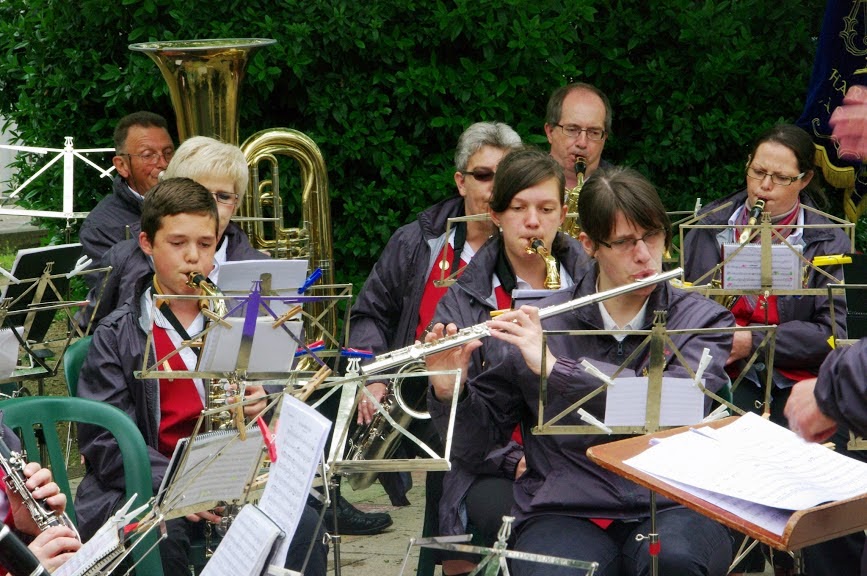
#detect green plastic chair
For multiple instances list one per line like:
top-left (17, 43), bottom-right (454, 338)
top-left (1, 396), bottom-right (164, 576)
top-left (63, 335), bottom-right (93, 397)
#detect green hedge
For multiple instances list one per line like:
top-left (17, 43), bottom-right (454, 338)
top-left (0, 0), bottom-right (828, 289)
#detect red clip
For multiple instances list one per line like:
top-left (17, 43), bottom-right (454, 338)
top-left (648, 541), bottom-right (661, 556)
top-left (257, 416), bottom-right (278, 463)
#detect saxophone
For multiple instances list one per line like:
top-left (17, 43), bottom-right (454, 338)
top-left (344, 361), bottom-right (430, 491)
top-left (562, 157), bottom-right (586, 238)
top-left (185, 272), bottom-right (244, 547)
top-left (185, 272), bottom-right (241, 433)
top-left (526, 238), bottom-right (560, 290)
top-left (0, 437), bottom-right (77, 537)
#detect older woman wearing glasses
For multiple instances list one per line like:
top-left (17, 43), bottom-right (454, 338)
top-left (684, 124), bottom-right (857, 576)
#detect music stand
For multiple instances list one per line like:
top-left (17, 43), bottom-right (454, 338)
top-left (587, 417), bottom-right (867, 575)
top-left (399, 516), bottom-right (599, 575)
top-left (679, 202), bottom-right (854, 304)
top-left (435, 213), bottom-right (492, 288)
top-left (534, 312), bottom-right (777, 434)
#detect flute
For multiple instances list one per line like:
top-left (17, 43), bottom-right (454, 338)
top-left (361, 268), bottom-right (683, 375)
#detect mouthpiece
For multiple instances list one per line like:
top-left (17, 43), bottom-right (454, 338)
top-left (527, 238), bottom-right (545, 254)
top-left (575, 157), bottom-right (587, 177)
top-left (738, 199), bottom-right (766, 244)
top-left (746, 199), bottom-right (766, 225)
top-left (158, 170), bottom-right (166, 182)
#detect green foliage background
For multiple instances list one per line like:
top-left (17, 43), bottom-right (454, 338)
top-left (0, 0), bottom-right (830, 289)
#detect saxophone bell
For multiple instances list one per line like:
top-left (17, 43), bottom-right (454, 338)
top-left (345, 361), bottom-right (430, 491)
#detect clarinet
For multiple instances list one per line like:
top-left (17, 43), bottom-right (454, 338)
top-left (0, 524), bottom-right (49, 576)
top-left (361, 268), bottom-right (683, 375)
top-left (0, 438), bottom-right (75, 535)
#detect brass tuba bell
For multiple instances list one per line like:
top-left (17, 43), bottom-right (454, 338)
top-left (130, 39), bottom-right (337, 357)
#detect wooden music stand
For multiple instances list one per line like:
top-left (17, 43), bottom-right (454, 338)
top-left (587, 417), bottom-right (867, 554)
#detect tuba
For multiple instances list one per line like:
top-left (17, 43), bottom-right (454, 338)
top-left (561, 157), bottom-right (586, 238)
top-left (130, 39), bottom-right (336, 360)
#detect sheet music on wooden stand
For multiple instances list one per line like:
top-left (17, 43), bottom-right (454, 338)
top-left (587, 414), bottom-right (867, 554)
top-left (533, 312), bottom-right (778, 435)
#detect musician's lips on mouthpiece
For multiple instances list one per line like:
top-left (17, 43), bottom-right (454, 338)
top-left (633, 270), bottom-right (657, 281)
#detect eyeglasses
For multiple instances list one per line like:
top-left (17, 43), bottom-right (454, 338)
top-left (554, 124), bottom-right (606, 141)
top-left (597, 229), bottom-right (665, 253)
top-left (462, 168), bottom-right (496, 182)
top-left (212, 191), bottom-right (239, 206)
top-left (122, 150), bottom-right (174, 165)
top-left (746, 166), bottom-right (805, 187)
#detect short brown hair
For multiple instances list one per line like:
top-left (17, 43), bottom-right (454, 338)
top-left (545, 83), bottom-right (613, 135)
top-left (140, 177), bottom-right (219, 242)
top-left (489, 148), bottom-right (565, 213)
top-left (578, 166), bottom-right (671, 249)
top-left (113, 111), bottom-right (169, 152)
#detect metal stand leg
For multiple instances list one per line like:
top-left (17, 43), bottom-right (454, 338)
top-left (635, 491), bottom-right (660, 576)
top-left (328, 474), bottom-right (343, 576)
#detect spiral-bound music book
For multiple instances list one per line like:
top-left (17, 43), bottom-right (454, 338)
top-left (156, 427), bottom-right (265, 520)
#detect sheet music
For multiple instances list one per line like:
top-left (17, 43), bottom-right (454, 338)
top-left (158, 427), bottom-right (264, 519)
top-left (625, 413), bottom-right (867, 511)
top-left (721, 243), bottom-right (803, 290)
top-left (217, 259), bottom-right (308, 316)
top-left (201, 504), bottom-right (284, 576)
top-left (661, 476), bottom-right (792, 535)
top-left (603, 376), bottom-right (705, 427)
top-left (259, 394), bottom-right (331, 567)
top-left (0, 327), bottom-right (23, 377)
top-left (197, 316), bottom-right (302, 373)
top-left (53, 509), bottom-right (123, 576)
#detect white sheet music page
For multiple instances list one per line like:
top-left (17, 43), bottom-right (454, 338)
top-left (159, 428), bottom-right (264, 519)
top-left (201, 505), bottom-right (283, 576)
top-left (625, 412), bottom-right (867, 511)
top-left (259, 394), bottom-right (331, 569)
top-left (603, 376), bottom-right (705, 427)
top-left (53, 509), bottom-right (123, 576)
top-left (721, 243), bottom-right (802, 290)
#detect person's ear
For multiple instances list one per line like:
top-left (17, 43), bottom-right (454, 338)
top-left (579, 232), bottom-right (595, 257)
top-left (113, 155), bottom-right (131, 179)
top-left (139, 231), bottom-right (154, 256)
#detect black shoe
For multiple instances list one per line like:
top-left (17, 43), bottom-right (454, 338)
top-left (323, 495), bottom-right (393, 535)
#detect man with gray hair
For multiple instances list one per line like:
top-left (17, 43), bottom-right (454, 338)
top-left (346, 122), bottom-right (521, 527)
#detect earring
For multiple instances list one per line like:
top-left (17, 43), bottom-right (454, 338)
top-left (498, 226), bottom-right (503, 233)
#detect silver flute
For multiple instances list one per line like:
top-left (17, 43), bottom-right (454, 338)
top-left (0, 437), bottom-right (77, 535)
top-left (361, 268), bottom-right (683, 375)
